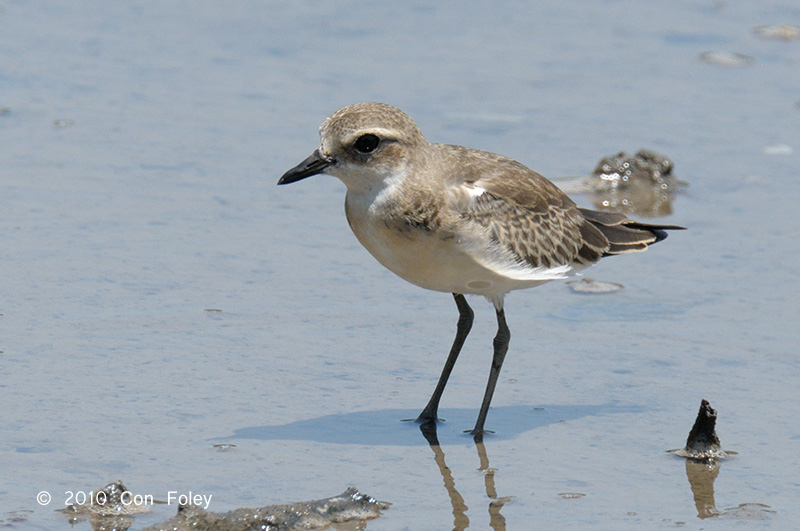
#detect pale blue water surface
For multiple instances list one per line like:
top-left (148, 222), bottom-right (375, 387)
top-left (2, 1), bottom-right (799, 529)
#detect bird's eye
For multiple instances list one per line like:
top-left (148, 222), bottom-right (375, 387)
top-left (353, 134), bottom-right (380, 154)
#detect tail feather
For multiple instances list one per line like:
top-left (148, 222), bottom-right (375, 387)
top-left (579, 207), bottom-right (685, 256)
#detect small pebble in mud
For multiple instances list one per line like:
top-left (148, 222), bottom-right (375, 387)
top-left (558, 493), bottom-right (586, 499)
top-left (753, 24), bottom-right (800, 41)
top-left (699, 51), bottom-right (754, 67)
top-left (566, 278), bottom-right (624, 294)
top-left (670, 399), bottom-right (729, 461)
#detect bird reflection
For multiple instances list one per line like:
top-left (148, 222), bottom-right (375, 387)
top-left (475, 438), bottom-right (513, 529)
top-left (419, 421), bottom-right (510, 530)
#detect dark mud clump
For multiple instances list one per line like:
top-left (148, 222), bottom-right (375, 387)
top-left (58, 482), bottom-right (389, 531)
top-left (588, 149), bottom-right (685, 217)
top-left (59, 481), bottom-right (150, 529)
top-left (672, 399), bottom-right (728, 461)
top-left (554, 149), bottom-right (686, 217)
top-left (144, 487), bottom-right (389, 531)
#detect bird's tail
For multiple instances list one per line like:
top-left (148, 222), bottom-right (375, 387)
top-left (579, 208), bottom-right (685, 255)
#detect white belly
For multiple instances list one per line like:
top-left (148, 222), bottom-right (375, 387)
top-left (345, 199), bottom-right (553, 302)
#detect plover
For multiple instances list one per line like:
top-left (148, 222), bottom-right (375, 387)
top-left (278, 102), bottom-right (683, 439)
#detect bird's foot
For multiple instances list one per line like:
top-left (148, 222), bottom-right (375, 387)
top-left (401, 414), bottom-right (445, 424)
top-left (402, 405), bottom-right (445, 424)
top-left (464, 427), bottom-right (495, 443)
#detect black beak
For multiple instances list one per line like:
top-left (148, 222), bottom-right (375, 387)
top-left (277, 149), bottom-right (333, 185)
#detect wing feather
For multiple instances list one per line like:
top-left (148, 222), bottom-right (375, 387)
top-left (438, 144), bottom-right (684, 274)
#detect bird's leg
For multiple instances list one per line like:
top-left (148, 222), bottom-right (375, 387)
top-left (468, 307), bottom-right (510, 441)
top-left (416, 293), bottom-right (474, 424)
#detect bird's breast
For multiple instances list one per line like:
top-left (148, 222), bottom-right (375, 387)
top-left (343, 190), bottom-right (552, 300)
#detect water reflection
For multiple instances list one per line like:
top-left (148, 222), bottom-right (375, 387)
top-left (672, 400), bottom-right (774, 521)
top-left (476, 439), bottom-right (513, 530)
top-left (684, 459), bottom-right (721, 518)
top-left (679, 458), bottom-right (775, 521)
top-left (419, 421), bottom-right (511, 530)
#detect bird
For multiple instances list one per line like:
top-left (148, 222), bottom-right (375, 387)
top-left (278, 102), bottom-right (683, 440)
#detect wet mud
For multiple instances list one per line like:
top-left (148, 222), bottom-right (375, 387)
top-left (59, 481), bottom-right (388, 531)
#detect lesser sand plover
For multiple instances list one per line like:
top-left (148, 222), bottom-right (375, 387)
top-left (278, 102), bottom-right (683, 439)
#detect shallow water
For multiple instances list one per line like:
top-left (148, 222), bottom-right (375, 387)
top-left (2, 1), bottom-right (799, 529)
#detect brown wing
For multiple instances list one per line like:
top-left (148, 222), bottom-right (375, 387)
top-left (450, 151), bottom-right (607, 269)
top-left (467, 195), bottom-right (605, 269)
top-left (446, 145), bottom-right (683, 268)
